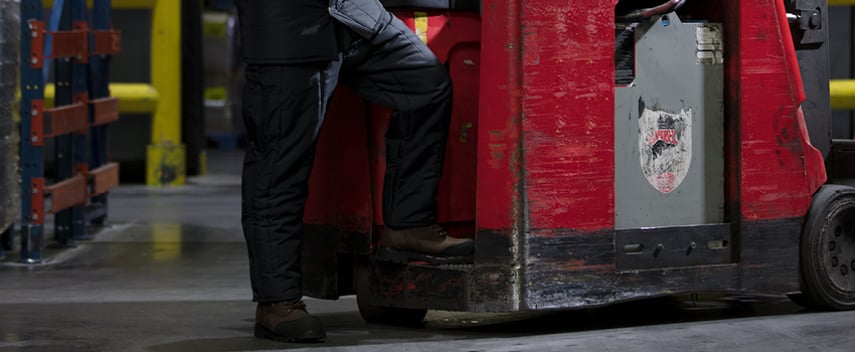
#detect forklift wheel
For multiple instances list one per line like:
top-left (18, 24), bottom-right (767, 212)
top-left (797, 185), bottom-right (855, 310)
top-left (356, 264), bottom-right (427, 326)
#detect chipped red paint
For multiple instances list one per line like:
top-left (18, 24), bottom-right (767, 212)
top-left (397, 12), bottom-right (481, 63)
top-left (521, 1), bottom-right (615, 232)
top-left (728, 0), bottom-right (826, 221)
top-left (306, 0), bottom-right (826, 242)
top-left (476, 0), bottom-right (524, 231)
top-left (306, 0), bottom-right (829, 311)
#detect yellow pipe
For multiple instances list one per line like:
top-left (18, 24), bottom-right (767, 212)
top-left (43, 83), bottom-right (159, 114)
top-left (43, 0), bottom-right (157, 9)
top-left (829, 0), bottom-right (855, 5)
top-left (146, 0), bottom-right (185, 186)
top-left (109, 83), bottom-right (160, 113)
top-left (831, 80), bottom-right (855, 110)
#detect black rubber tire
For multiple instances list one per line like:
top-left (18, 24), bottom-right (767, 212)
top-left (355, 264), bottom-right (427, 326)
top-left (798, 185), bottom-right (855, 310)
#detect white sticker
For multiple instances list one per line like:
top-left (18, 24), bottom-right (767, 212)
top-left (639, 107), bottom-right (693, 193)
top-left (696, 25), bottom-right (724, 65)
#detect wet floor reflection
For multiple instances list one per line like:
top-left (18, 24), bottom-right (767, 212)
top-left (1, 169), bottom-right (853, 352)
top-left (141, 294), bottom-right (821, 352)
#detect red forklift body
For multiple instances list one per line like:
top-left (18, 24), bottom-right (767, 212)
top-left (301, 0), bottom-right (832, 313)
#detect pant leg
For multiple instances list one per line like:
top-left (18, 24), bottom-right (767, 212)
top-left (241, 60), bottom-right (340, 303)
top-left (339, 16), bottom-right (452, 229)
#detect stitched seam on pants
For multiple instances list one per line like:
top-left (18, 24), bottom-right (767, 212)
top-left (393, 21), bottom-right (437, 72)
top-left (257, 147), bottom-right (275, 275)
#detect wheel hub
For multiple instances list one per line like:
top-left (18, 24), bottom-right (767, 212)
top-left (825, 210), bottom-right (855, 291)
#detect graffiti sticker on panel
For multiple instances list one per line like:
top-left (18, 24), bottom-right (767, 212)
top-left (639, 106), bottom-right (693, 193)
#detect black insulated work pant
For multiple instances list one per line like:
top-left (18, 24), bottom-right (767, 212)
top-left (241, 16), bottom-right (452, 303)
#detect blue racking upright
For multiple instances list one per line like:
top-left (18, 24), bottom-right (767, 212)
top-left (19, 0), bottom-right (120, 263)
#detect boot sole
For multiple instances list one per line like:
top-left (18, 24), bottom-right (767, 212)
top-left (254, 323), bottom-right (326, 343)
top-left (373, 247), bottom-right (473, 265)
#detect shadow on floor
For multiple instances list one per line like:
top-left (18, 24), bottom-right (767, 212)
top-left (146, 294), bottom-right (808, 352)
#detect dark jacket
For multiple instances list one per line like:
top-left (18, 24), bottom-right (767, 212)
top-left (236, 0), bottom-right (391, 64)
top-left (236, 0), bottom-right (337, 64)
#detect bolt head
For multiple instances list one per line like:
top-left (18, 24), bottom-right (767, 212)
top-left (809, 12), bottom-right (821, 30)
top-left (832, 256), bottom-right (839, 267)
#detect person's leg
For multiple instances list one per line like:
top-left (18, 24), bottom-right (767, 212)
top-left (339, 15), bottom-right (473, 264)
top-left (241, 60), bottom-right (340, 341)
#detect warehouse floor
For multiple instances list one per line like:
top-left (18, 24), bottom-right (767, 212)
top-left (2, 151), bottom-right (855, 352)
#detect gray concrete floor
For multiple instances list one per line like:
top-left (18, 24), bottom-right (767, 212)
top-left (2, 151), bottom-right (855, 352)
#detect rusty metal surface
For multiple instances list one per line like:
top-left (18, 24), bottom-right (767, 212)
top-left (522, 219), bottom-right (801, 310)
top-left (90, 97), bottom-right (119, 126)
top-left (90, 162), bottom-right (119, 196)
top-left (0, 0), bottom-right (20, 233)
top-left (46, 175), bottom-right (86, 214)
top-left (366, 260), bottom-right (473, 311)
top-left (44, 102), bottom-right (88, 137)
top-left (49, 26), bottom-right (88, 61)
top-left (92, 29), bottom-right (121, 56)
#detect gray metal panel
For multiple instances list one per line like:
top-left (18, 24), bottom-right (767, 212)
top-left (829, 7), bottom-right (852, 139)
top-left (789, 0), bottom-right (832, 157)
top-left (614, 15), bottom-right (725, 229)
top-left (110, 9), bottom-right (152, 83)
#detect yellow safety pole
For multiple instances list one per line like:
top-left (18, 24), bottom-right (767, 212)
top-left (146, 0), bottom-right (185, 186)
top-left (830, 80), bottom-right (855, 110)
top-left (43, 83), bottom-right (159, 113)
top-left (107, 83), bottom-right (160, 114)
top-left (44, 0), bottom-right (157, 9)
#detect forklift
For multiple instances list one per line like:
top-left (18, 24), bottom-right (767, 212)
top-left (298, 0), bottom-right (855, 325)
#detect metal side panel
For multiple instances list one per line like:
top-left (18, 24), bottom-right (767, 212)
top-left (614, 15), bottom-right (725, 229)
top-left (789, 0), bottom-right (831, 157)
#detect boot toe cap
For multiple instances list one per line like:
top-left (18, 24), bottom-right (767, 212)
top-left (437, 239), bottom-right (474, 257)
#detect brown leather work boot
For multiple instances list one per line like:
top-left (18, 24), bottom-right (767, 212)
top-left (254, 299), bottom-right (326, 343)
top-left (375, 224), bottom-right (474, 264)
